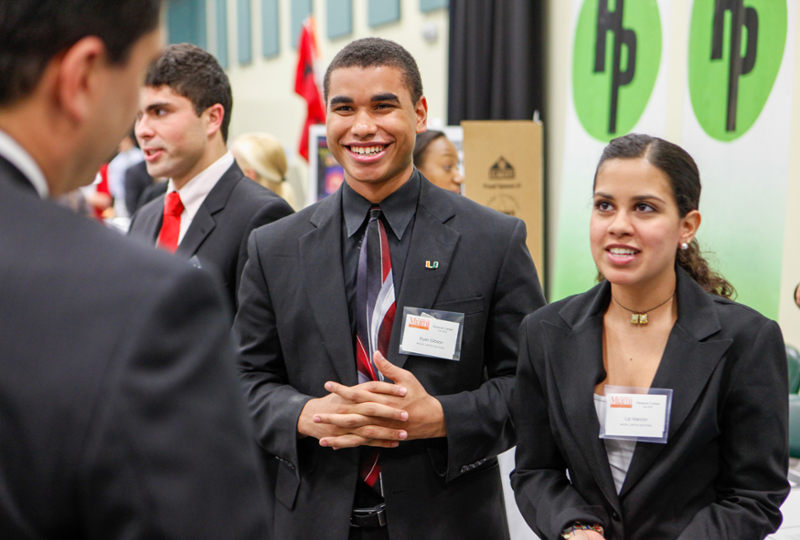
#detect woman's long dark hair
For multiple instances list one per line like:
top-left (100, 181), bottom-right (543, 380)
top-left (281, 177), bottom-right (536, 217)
top-left (595, 133), bottom-right (735, 298)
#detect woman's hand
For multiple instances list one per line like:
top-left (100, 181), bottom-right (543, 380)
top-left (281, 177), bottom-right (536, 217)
top-left (572, 531), bottom-right (605, 540)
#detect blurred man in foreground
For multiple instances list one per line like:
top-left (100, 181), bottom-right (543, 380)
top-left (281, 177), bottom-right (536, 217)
top-left (0, 1), bottom-right (270, 538)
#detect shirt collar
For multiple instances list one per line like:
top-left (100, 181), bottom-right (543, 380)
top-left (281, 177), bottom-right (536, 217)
top-left (342, 169), bottom-right (420, 240)
top-left (0, 128), bottom-right (49, 198)
top-left (166, 152), bottom-right (234, 206)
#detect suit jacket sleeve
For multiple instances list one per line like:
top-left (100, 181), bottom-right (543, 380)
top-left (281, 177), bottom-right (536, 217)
top-left (437, 220), bottom-right (546, 481)
top-left (78, 266), bottom-right (270, 539)
top-left (511, 314), bottom-right (610, 539)
top-left (676, 318), bottom-right (789, 539)
top-left (235, 197), bottom-right (294, 306)
top-left (234, 230), bottom-right (312, 472)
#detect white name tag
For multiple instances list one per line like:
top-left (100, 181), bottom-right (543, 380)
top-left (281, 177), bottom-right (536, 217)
top-left (600, 386), bottom-right (673, 444)
top-left (399, 312), bottom-right (461, 360)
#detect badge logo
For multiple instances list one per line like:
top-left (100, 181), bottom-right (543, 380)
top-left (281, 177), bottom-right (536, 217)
top-left (573, 0), bottom-right (662, 142)
top-left (688, 0), bottom-right (787, 141)
top-left (425, 261), bottom-right (439, 269)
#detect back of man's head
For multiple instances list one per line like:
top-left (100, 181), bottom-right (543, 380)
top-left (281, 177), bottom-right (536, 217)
top-left (323, 38), bottom-right (423, 105)
top-left (0, 0), bottom-right (161, 107)
top-left (146, 44), bottom-right (234, 143)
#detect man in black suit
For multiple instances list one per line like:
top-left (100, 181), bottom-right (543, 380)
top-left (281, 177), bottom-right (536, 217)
top-left (0, 1), bottom-right (270, 538)
top-left (129, 44), bottom-right (293, 312)
top-left (234, 38), bottom-right (546, 540)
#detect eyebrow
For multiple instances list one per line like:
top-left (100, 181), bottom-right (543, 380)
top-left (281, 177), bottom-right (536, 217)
top-left (329, 96), bottom-right (353, 106)
top-left (593, 192), bottom-right (667, 204)
top-left (144, 102), bottom-right (172, 113)
top-left (371, 93), bottom-right (399, 103)
top-left (329, 93), bottom-right (401, 107)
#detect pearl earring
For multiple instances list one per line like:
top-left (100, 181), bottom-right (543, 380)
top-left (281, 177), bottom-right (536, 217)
top-left (681, 242), bottom-right (689, 250)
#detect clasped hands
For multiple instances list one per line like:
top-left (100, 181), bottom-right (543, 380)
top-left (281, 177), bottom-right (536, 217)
top-left (297, 352), bottom-right (446, 449)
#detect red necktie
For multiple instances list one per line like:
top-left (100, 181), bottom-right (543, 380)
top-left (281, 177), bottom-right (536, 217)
top-left (157, 192), bottom-right (184, 253)
top-left (355, 206), bottom-right (396, 491)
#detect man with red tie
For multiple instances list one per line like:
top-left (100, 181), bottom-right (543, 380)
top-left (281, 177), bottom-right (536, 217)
top-left (234, 38), bottom-right (546, 540)
top-left (128, 43), bottom-right (293, 314)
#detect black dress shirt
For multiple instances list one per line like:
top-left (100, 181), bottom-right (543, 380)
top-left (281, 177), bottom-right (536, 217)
top-left (341, 170), bottom-right (420, 339)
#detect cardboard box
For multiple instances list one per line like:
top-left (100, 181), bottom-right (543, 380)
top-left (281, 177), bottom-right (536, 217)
top-left (462, 120), bottom-right (544, 280)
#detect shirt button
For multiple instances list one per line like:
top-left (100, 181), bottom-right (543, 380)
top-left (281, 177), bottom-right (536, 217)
top-left (612, 511), bottom-right (620, 520)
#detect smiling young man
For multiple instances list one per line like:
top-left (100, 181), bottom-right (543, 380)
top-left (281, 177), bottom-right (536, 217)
top-left (128, 44), bottom-right (294, 313)
top-left (0, 1), bottom-right (271, 537)
top-left (233, 38), bottom-right (546, 540)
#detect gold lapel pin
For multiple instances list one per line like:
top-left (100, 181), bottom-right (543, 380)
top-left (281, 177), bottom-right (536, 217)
top-left (425, 261), bottom-right (439, 269)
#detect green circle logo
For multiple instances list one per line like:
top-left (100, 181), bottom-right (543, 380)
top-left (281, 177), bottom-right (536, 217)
top-left (573, 0), bottom-right (663, 142)
top-left (688, 0), bottom-right (787, 141)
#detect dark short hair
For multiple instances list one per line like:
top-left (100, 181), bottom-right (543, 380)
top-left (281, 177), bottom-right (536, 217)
top-left (413, 130), bottom-right (445, 168)
top-left (146, 44), bottom-right (234, 143)
top-left (595, 133), bottom-right (734, 298)
top-left (323, 38), bottom-right (424, 105)
top-left (0, 0), bottom-right (161, 106)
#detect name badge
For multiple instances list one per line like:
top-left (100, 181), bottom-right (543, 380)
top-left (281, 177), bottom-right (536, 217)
top-left (398, 307), bottom-right (464, 361)
top-left (599, 385), bottom-right (673, 444)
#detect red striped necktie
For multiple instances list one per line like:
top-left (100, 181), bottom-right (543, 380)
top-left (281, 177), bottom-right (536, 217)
top-left (355, 206), bottom-right (396, 492)
top-left (157, 191), bottom-right (184, 253)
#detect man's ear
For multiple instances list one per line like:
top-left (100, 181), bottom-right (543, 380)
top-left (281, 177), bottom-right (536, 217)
top-left (55, 36), bottom-right (107, 125)
top-left (415, 95), bottom-right (428, 134)
top-left (203, 103), bottom-right (225, 138)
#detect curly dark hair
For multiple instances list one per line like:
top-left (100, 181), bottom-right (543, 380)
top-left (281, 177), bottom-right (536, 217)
top-left (0, 0), bottom-right (161, 106)
top-left (323, 37), bottom-right (424, 105)
top-left (146, 43), bottom-right (233, 143)
top-left (595, 133), bottom-right (735, 298)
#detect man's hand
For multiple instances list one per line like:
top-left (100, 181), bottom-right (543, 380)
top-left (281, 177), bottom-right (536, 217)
top-left (316, 352), bottom-right (447, 448)
top-left (297, 379), bottom-right (409, 449)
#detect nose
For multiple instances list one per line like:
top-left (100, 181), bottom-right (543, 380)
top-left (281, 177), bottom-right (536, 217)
top-left (350, 109), bottom-right (378, 139)
top-left (452, 170), bottom-right (464, 184)
top-left (608, 209), bottom-right (633, 237)
top-left (134, 115), bottom-right (152, 142)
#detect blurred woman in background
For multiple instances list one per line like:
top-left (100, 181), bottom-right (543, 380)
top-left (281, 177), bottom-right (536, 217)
top-left (232, 133), bottom-right (298, 210)
top-left (413, 130), bottom-right (463, 194)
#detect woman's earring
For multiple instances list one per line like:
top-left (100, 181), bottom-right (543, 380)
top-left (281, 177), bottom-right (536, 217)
top-left (681, 242), bottom-right (689, 250)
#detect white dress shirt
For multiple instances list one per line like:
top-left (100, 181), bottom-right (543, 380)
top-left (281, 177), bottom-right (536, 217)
top-left (594, 393), bottom-right (637, 494)
top-left (165, 152), bottom-right (234, 244)
top-left (0, 128), bottom-right (49, 198)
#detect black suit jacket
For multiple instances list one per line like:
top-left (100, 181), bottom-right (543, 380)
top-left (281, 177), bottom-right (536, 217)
top-left (234, 177), bottom-right (546, 540)
top-left (123, 159), bottom-right (154, 215)
top-left (0, 157), bottom-right (270, 538)
top-left (511, 267), bottom-right (790, 540)
top-left (128, 162), bottom-right (294, 312)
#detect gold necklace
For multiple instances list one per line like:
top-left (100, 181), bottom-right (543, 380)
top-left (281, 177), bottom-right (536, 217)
top-left (611, 292), bottom-right (675, 325)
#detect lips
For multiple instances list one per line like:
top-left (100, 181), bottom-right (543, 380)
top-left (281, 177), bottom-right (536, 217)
top-left (345, 143), bottom-right (390, 162)
top-left (606, 245), bottom-right (640, 264)
top-left (142, 148), bottom-right (164, 162)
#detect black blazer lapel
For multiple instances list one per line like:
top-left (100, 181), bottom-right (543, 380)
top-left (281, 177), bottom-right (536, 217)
top-left (0, 157), bottom-right (39, 196)
top-left (550, 282), bottom-right (623, 512)
top-left (177, 163), bottom-right (242, 257)
top-left (388, 182), bottom-right (459, 370)
top-left (133, 197), bottom-right (164, 244)
top-left (619, 268), bottom-right (732, 497)
top-left (299, 189), bottom-right (358, 386)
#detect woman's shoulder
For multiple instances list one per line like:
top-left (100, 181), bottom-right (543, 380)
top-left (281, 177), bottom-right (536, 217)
top-left (707, 293), bottom-right (779, 338)
top-left (522, 282), bottom-right (607, 330)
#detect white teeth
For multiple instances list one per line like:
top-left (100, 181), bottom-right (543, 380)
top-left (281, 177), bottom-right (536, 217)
top-left (351, 146), bottom-right (384, 156)
top-left (609, 248), bottom-right (637, 255)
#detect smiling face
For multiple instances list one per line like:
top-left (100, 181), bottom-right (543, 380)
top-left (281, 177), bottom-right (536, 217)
top-left (591, 157), bottom-right (700, 292)
top-left (135, 85), bottom-right (223, 188)
top-left (326, 65), bottom-right (427, 201)
top-left (418, 136), bottom-right (463, 193)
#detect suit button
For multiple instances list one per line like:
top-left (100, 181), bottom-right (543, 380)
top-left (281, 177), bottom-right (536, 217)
top-left (612, 511), bottom-right (620, 520)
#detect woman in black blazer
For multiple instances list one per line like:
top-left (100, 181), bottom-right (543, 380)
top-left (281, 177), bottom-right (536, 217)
top-left (511, 134), bottom-right (790, 540)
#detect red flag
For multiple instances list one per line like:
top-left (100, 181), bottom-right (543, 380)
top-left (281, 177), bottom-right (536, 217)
top-left (295, 17), bottom-right (325, 161)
